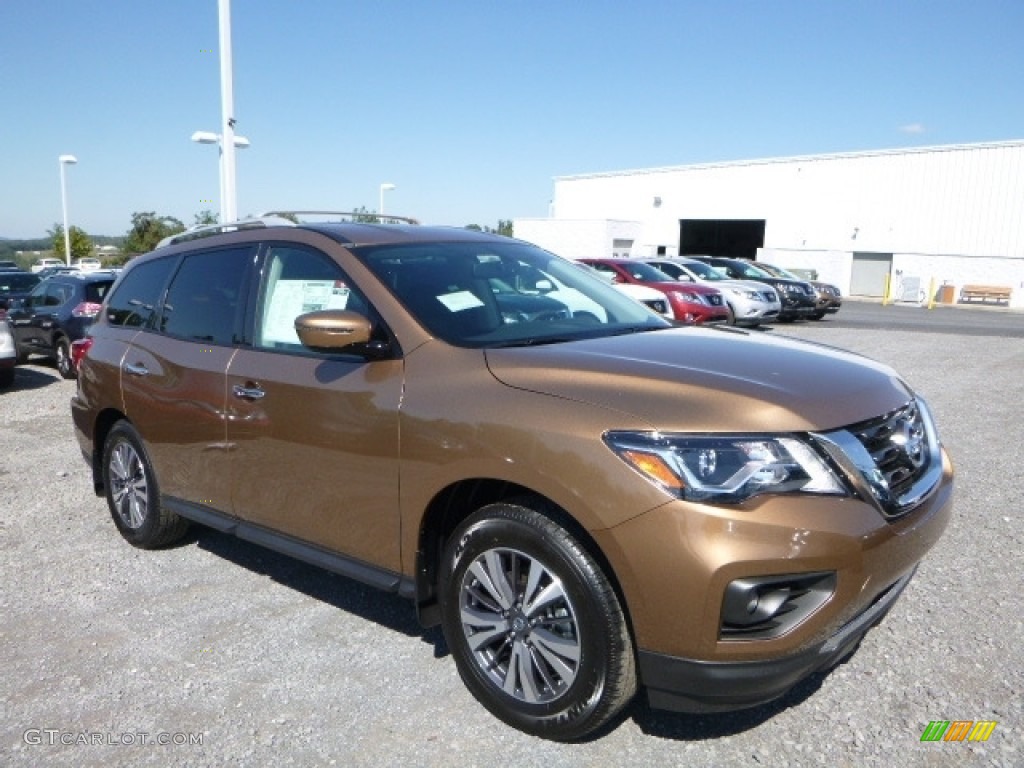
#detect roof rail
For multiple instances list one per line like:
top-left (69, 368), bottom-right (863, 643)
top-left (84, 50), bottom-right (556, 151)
top-left (258, 210), bottom-right (420, 225)
top-left (155, 216), bottom-right (297, 249)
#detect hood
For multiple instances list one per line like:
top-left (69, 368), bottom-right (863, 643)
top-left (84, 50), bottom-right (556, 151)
top-left (485, 327), bottom-right (911, 432)
top-left (712, 279), bottom-right (779, 295)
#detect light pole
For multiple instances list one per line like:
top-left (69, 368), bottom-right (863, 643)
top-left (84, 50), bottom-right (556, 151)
top-left (218, 0), bottom-right (239, 222)
top-left (58, 155), bottom-right (78, 265)
top-left (191, 131), bottom-right (250, 223)
top-left (379, 183), bottom-right (396, 218)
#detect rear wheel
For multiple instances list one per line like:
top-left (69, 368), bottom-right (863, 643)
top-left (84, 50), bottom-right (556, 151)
top-left (440, 502), bottom-right (636, 741)
top-left (55, 337), bottom-right (75, 379)
top-left (102, 421), bottom-right (189, 548)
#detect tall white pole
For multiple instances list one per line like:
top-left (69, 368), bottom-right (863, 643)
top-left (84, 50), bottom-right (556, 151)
top-left (58, 155), bottom-right (77, 265)
top-left (218, 0), bottom-right (237, 222)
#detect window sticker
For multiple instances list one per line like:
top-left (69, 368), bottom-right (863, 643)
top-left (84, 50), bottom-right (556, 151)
top-left (263, 279), bottom-right (350, 344)
top-left (436, 290), bottom-right (485, 312)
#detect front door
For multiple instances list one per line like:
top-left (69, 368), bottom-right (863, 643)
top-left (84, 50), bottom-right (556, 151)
top-left (225, 243), bottom-right (403, 571)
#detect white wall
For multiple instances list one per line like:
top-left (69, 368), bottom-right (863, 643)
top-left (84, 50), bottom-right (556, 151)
top-left (513, 218), bottom-right (641, 260)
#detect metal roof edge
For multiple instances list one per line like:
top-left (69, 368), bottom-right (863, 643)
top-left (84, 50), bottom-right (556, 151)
top-left (553, 139), bottom-right (1024, 182)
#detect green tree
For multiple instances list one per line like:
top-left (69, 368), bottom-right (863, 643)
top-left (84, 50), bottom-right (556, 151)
top-left (48, 224), bottom-right (94, 262)
top-left (465, 220), bottom-right (514, 236)
top-left (193, 209), bottom-right (219, 227)
top-left (123, 212), bottom-right (185, 254)
top-left (351, 206), bottom-right (380, 223)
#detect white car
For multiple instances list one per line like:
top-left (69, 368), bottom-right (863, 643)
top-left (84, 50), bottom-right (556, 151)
top-left (571, 262), bottom-right (673, 319)
top-left (646, 257), bottom-right (781, 326)
top-left (73, 258), bottom-right (103, 272)
top-left (31, 258), bottom-right (64, 273)
top-left (0, 317), bottom-right (16, 389)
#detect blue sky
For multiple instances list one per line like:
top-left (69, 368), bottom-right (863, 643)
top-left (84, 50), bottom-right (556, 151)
top-left (2, 0), bottom-right (1022, 238)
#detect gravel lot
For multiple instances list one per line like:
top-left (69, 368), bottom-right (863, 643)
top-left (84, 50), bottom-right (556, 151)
top-left (1, 320), bottom-right (1021, 767)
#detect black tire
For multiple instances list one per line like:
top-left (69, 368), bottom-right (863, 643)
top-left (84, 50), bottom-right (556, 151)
top-left (808, 311), bottom-right (826, 321)
top-left (55, 337), bottom-right (76, 379)
top-left (440, 502), bottom-right (636, 741)
top-left (101, 421), bottom-right (189, 549)
top-left (0, 367), bottom-right (13, 389)
top-left (725, 302), bottom-right (737, 325)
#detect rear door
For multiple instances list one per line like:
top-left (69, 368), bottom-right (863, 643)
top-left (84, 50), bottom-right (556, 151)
top-left (120, 245), bottom-right (254, 513)
top-left (225, 242), bottom-right (403, 571)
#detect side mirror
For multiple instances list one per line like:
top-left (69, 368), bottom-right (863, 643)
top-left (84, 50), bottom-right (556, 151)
top-left (294, 310), bottom-right (372, 351)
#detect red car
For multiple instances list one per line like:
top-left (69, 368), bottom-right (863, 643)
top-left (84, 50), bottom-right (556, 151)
top-left (578, 258), bottom-right (730, 324)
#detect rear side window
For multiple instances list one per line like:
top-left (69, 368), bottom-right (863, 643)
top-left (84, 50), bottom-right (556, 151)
top-left (84, 281), bottom-right (114, 304)
top-left (106, 257), bottom-right (176, 328)
top-left (160, 247), bottom-right (252, 345)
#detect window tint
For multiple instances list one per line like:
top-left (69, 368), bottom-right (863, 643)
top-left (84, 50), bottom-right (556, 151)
top-left (255, 245), bottom-right (369, 353)
top-left (84, 280), bottom-right (114, 304)
top-left (46, 283), bottom-right (73, 306)
top-left (160, 247), bottom-right (251, 345)
top-left (106, 257), bottom-right (177, 328)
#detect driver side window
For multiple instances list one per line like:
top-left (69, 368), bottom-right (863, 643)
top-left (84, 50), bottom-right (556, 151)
top-left (255, 244), bottom-right (371, 354)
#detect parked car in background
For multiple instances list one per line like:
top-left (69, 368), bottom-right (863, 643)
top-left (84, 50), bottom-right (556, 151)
top-left (31, 257), bottom-right (65, 273)
top-left (0, 260), bottom-right (22, 271)
top-left (0, 316), bottom-right (15, 389)
top-left (70, 215), bottom-right (952, 741)
top-left (6, 271), bottom-right (117, 378)
top-left (0, 270), bottom-right (42, 311)
top-left (754, 262), bottom-right (842, 319)
top-left (578, 258), bottom-right (729, 324)
top-left (645, 257), bottom-right (781, 327)
top-left (35, 265), bottom-right (82, 280)
top-left (73, 257), bottom-right (104, 272)
top-left (690, 257), bottom-right (817, 321)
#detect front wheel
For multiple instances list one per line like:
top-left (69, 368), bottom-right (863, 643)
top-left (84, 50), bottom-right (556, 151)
top-left (440, 502), bottom-right (636, 741)
top-left (101, 421), bottom-right (189, 548)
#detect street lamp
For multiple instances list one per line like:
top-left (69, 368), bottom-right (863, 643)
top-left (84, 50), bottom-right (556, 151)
top-left (191, 131), bottom-right (250, 223)
top-left (58, 154), bottom-right (78, 266)
top-left (379, 183), bottom-right (396, 218)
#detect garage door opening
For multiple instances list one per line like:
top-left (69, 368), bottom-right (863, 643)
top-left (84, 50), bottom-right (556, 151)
top-left (679, 219), bottom-right (766, 260)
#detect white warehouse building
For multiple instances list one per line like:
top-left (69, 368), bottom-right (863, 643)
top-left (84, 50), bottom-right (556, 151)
top-left (514, 139), bottom-right (1024, 307)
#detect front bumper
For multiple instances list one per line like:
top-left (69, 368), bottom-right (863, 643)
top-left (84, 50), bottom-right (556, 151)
top-left (639, 568), bottom-right (914, 712)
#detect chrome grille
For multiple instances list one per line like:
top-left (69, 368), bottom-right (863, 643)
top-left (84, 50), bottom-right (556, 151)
top-left (852, 402), bottom-right (928, 498)
top-left (815, 397), bottom-right (942, 520)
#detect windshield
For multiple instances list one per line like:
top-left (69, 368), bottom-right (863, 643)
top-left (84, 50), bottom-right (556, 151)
top-left (612, 261), bottom-right (675, 283)
top-left (355, 241), bottom-right (671, 347)
top-left (0, 273), bottom-right (40, 292)
top-left (756, 263), bottom-right (799, 280)
top-left (680, 261), bottom-right (726, 281)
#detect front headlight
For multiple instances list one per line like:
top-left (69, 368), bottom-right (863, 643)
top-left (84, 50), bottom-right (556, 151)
top-left (668, 290), bottom-right (704, 305)
top-left (604, 431), bottom-right (848, 504)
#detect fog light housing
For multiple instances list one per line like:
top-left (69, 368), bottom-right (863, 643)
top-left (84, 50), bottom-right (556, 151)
top-left (720, 572), bottom-right (836, 640)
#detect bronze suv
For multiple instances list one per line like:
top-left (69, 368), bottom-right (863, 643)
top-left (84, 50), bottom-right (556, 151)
top-left (71, 216), bottom-right (952, 741)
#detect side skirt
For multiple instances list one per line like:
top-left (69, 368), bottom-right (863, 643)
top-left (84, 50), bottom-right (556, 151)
top-left (163, 496), bottom-right (417, 599)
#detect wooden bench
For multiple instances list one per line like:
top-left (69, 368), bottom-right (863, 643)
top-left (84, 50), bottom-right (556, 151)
top-left (959, 284), bottom-right (1012, 304)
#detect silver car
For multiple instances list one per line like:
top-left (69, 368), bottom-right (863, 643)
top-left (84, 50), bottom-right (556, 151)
top-left (646, 257), bottom-right (781, 326)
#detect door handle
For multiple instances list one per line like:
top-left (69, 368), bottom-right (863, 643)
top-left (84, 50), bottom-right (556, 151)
top-left (124, 363), bottom-right (149, 376)
top-left (232, 383), bottom-right (266, 400)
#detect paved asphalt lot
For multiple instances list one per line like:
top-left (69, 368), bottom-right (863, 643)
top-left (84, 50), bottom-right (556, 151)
top-left (1, 301), bottom-right (1021, 767)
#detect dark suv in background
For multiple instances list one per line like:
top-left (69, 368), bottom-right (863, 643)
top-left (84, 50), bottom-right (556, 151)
top-left (7, 271), bottom-right (117, 378)
top-left (691, 256), bottom-right (817, 321)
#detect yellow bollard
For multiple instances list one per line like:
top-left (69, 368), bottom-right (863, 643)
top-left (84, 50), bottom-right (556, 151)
top-left (882, 274), bottom-right (891, 305)
top-left (927, 277), bottom-right (937, 309)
